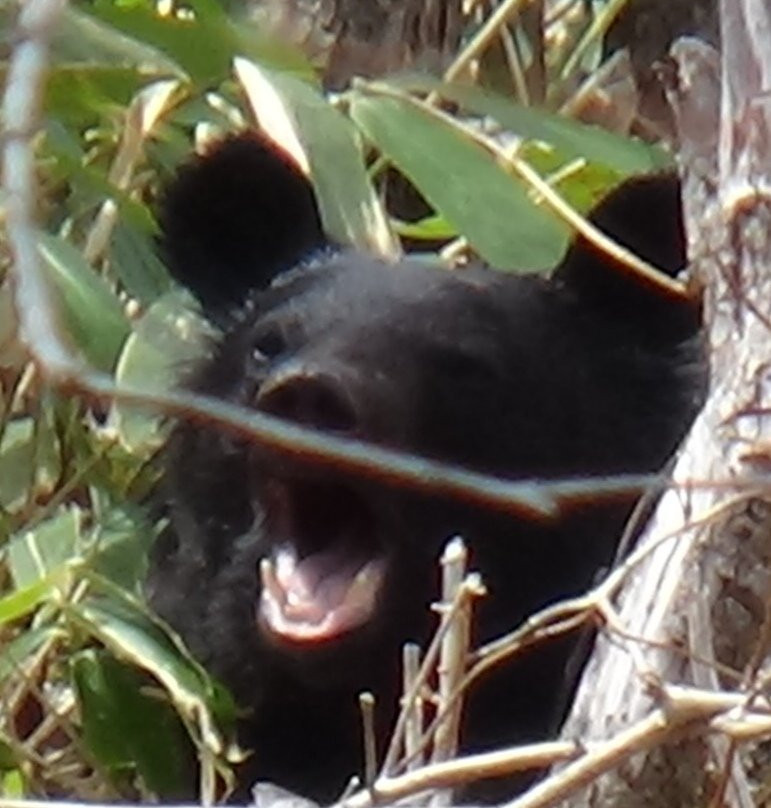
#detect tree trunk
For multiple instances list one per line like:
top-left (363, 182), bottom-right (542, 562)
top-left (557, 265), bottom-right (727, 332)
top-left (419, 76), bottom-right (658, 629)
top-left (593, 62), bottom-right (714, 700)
top-left (248, 0), bottom-right (464, 88)
top-left (534, 2), bottom-right (771, 807)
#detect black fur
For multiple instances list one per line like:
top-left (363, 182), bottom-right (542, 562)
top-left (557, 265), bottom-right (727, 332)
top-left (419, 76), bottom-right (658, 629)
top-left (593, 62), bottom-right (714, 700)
top-left (148, 132), bottom-right (704, 802)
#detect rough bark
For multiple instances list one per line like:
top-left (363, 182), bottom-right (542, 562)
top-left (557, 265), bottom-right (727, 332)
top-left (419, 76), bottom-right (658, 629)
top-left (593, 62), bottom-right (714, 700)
top-left (605, 0), bottom-right (718, 141)
top-left (552, 1), bottom-right (771, 807)
top-left (247, 0), bottom-right (464, 88)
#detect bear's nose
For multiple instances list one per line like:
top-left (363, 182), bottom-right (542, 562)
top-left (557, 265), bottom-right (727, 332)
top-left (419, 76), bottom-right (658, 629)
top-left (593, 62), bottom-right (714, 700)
top-left (257, 368), bottom-right (358, 434)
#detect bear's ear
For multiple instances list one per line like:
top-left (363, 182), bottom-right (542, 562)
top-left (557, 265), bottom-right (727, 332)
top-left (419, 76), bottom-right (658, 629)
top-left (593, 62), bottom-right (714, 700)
top-left (160, 131), bottom-right (327, 317)
top-left (555, 173), bottom-right (697, 340)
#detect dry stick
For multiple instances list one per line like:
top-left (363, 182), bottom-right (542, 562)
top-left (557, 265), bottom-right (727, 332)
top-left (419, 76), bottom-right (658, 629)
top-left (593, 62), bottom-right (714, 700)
top-left (558, 0), bottom-right (629, 81)
top-left (498, 22), bottom-right (530, 105)
top-left (2, 0), bottom-right (69, 370)
top-left (431, 538), bottom-right (471, 768)
top-left (359, 693), bottom-right (378, 788)
top-left (469, 499), bottom-right (744, 693)
top-left (342, 739), bottom-right (579, 808)
top-left (470, 596), bottom-right (592, 687)
top-left (83, 80), bottom-right (179, 264)
top-left (443, 0), bottom-right (531, 82)
top-left (452, 501), bottom-right (744, 760)
top-left (507, 686), bottom-right (756, 808)
top-left (471, 495), bottom-right (766, 731)
top-left (342, 686), bottom-right (757, 808)
top-left (429, 539), bottom-right (478, 806)
top-left (384, 573), bottom-right (486, 793)
top-left (389, 498), bottom-right (736, 797)
top-left (0, 688), bottom-right (761, 808)
top-left (418, 607), bottom-right (589, 776)
top-left (402, 643), bottom-right (425, 772)
top-left (1, 1), bottom-right (96, 785)
top-left (544, 0), bottom-right (583, 27)
top-left (380, 557), bottom-right (482, 778)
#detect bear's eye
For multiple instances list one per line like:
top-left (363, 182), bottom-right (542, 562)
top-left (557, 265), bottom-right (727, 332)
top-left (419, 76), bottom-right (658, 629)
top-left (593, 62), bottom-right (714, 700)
top-left (252, 329), bottom-right (286, 364)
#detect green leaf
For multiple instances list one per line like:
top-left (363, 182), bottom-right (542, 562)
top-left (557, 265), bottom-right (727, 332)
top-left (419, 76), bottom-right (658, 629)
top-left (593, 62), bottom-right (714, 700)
top-left (6, 500), bottom-right (155, 596)
top-left (393, 214), bottom-right (458, 240)
top-left (82, 0), bottom-right (313, 88)
top-left (0, 414), bottom-right (61, 513)
top-left (72, 595), bottom-right (235, 732)
top-left (386, 76), bottom-right (671, 175)
top-left (111, 289), bottom-right (214, 453)
top-left (55, 7), bottom-right (187, 78)
top-left (72, 650), bottom-right (190, 796)
top-left (7, 508), bottom-right (80, 589)
top-left (110, 221), bottom-right (171, 304)
top-left (44, 65), bottom-right (150, 127)
top-left (0, 574), bottom-right (64, 626)
top-left (72, 591), bottom-right (238, 800)
top-left (0, 766), bottom-right (25, 798)
top-left (86, 505), bottom-right (157, 592)
top-left (83, 1), bottom-right (225, 84)
top-left (351, 92), bottom-right (569, 270)
top-left (235, 59), bottom-right (395, 256)
top-left (43, 126), bottom-right (160, 234)
top-left (39, 232), bottom-right (130, 372)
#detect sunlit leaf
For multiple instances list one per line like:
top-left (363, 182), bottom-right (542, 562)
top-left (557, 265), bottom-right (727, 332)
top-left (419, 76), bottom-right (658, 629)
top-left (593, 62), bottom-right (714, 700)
top-left (7, 508), bottom-right (80, 589)
top-left (351, 91), bottom-right (569, 270)
top-left (386, 76), bottom-right (670, 175)
top-left (235, 58), bottom-right (397, 257)
top-left (393, 214), bottom-right (458, 240)
top-left (111, 289), bottom-right (214, 453)
top-left (0, 574), bottom-right (65, 625)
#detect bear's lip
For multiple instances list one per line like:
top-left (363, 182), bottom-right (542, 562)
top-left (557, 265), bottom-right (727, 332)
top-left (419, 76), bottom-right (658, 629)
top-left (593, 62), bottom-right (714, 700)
top-left (257, 478), bottom-right (387, 643)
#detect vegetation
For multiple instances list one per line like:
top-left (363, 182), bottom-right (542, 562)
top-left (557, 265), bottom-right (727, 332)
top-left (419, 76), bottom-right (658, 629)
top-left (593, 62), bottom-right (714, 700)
top-left (0, 0), bottom-right (668, 800)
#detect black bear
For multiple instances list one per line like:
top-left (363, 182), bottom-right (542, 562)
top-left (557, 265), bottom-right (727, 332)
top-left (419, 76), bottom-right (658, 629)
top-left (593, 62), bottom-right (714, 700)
top-left (147, 130), bottom-right (704, 802)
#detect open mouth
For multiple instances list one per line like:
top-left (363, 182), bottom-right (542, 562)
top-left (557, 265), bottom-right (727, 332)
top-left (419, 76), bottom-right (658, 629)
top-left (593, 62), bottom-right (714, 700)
top-left (257, 479), bottom-right (386, 643)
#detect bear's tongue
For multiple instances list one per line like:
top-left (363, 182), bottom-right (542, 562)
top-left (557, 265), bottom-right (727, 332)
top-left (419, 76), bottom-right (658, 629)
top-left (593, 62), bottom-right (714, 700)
top-left (259, 545), bottom-right (385, 642)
